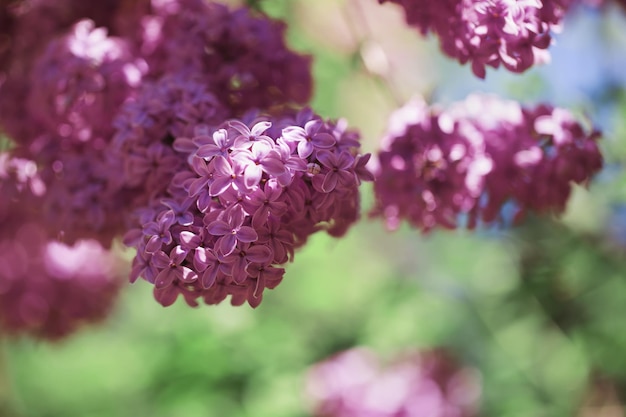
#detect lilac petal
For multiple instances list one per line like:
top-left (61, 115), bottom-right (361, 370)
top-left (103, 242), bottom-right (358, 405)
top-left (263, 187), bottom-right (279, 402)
top-left (322, 172), bottom-right (339, 193)
top-left (179, 266), bottom-right (198, 283)
top-left (313, 132), bottom-right (336, 149)
top-left (196, 144), bottom-right (221, 159)
top-left (282, 126), bottom-right (306, 142)
top-left (337, 170), bottom-right (355, 187)
top-left (251, 121), bottom-right (272, 136)
top-left (246, 245), bottom-right (273, 263)
top-left (152, 250), bottom-right (171, 268)
top-left (336, 152), bottom-right (355, 169)
top-left (229, 205), bottom-right (246, 228)
top-left (244, 165), bottom-right (263, 189)
top-left (209, 176), bottom-right (232, 196)
top-left (193, 248), bottom-right (210, 272)
top-left (212, 155), bottom-right (233, 176)
top-left (261, 157), bottom-right (285, 176)
top-left (304, 119), bottom-right (323, 135)
top-left (285, 157), bottom-right (307, 172)
top-left (297, 140), bottom-right (314, 159)
top-left (180, 231), bottom-right (201, 250)
top-left (178, 212), bottom-right (195, 226)
top-left (277, 171), bottom-right (294, 187)
top-left (234, 136), bottom-right (253, 149)
top-left (229, 120), bottom-right (252, 136)
top-left (219, 234), bottom-right (238, 256)
top-left (155, 268), bottom-right (176, 289)
top-left (201, 267), bottom-right (218, 289)
top-left (197, 192), bottom-right (213, 213)
top-left (171, 245), bottom-right (188, 264)
top-left (188, 176), bottom-right (210, 197)
top-left (145, 235), bottom-right (163, 254)
top-left (266, 182), bottom-right (284, 200)
top-left (237, 226), bottom-right (258, 243)
top-left (252, 205), bottom-right (270, 229)
top-left (270, 241), bottom-right (286, 263)
top-left (208, 220), bottom-right (231, 236)
top-left (248, 292), bottom-right (263, 309)
top-left (264, 267), bottom-right (284, 289)
top-left (160, 210), bottom-right (176, 225)
top-left (230, 288), bottom-right (248, 306)
top-left (316, 150), bottom-right (335, 168)
top-left (228, 254), bottom-right (248, 283)
top-left (191, 157), bottom-right (211, 176)
top-left (213, 129), bottom-right (230, 146)
top-left (154, 286), bottom-right (179, 307)
top-left (143, 222), bottom-right (161, 236)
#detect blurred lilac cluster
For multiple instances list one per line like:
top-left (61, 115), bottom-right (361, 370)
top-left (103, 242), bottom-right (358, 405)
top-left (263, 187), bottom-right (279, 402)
top-left (0, 0), bottom-right (372, 336)
top-left (0, 99), bottom-right (125, 339)
top-left (370, 94), bottom-right (603, 231)
top-left (306, 347), bottom-right (481, 417)
top-left (377, 0), bottom-right (573, 78)
top-left (0, 223), bottom-right (122, 340)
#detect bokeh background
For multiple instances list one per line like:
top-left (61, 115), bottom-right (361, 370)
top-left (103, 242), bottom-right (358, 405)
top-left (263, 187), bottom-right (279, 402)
top-left (2, 0), bottom-right (626, 416)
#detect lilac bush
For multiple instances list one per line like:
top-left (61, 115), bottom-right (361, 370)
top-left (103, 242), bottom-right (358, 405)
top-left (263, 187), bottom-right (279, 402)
top-left (0, 0), bottom-right (609, 340)
top-left (370, 94), bottom-right (603, 231)
top-left (0, 0), bottom-right (371, 329)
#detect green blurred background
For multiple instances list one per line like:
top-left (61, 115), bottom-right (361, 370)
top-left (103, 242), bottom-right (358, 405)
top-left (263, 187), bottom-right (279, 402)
top-left (3, 1), bottom-right (626, 416)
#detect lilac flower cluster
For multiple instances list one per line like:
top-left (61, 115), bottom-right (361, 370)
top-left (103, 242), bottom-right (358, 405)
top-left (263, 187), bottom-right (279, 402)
top-left (0, 0), bottom-right (372, 321)
top-left (0, 153), bottom-right (124, 340)
top-left (109, 74), bottom-right (228, 213)
top-left (27, 19), bottom-right (145, 144)
top-left (371, 94), bottom-right (603, 231)
top-left (118, 0), bottom-right (313, 113)
top-left (377, 0), bottom-right (573, 77)
top-left (125, 110), bottom-right (373, 308)
top-left (0, 0), bottom-right (314, 249)
top-left (306, 347), bottom-right (481, 417)
top-left (0, 223), bottom-right (123, 341)
top-left (0, 0), bottom-right (127, 142)
top-left (3, 19), bottom-right (145, 245)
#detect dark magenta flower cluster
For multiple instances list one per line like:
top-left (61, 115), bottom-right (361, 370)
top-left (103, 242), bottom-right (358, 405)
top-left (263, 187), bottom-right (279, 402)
top-left (0, 223), bottom-right (122, 341)
top-left (0, 0), bottom-right (371, 336)
top-left (0, 0), bottom-right (607, 339)
top-left (306, 347), bottom-right (481, 417)
top-left (370, 94), bottom-right (603, 231)
top-left (0, 150), bottom-right (124, 341)
top-left (377, 0), bottom-right (573, 77)
top-left (125, 110), bottom-right (373, 308)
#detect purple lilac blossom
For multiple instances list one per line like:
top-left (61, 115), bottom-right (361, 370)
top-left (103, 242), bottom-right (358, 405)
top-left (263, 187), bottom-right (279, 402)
top-left (115, 0), bottom-right (313, 113)
top-left (0, 0), bottom-right (128, 142)
top-left (2, 0), bottom-right (354, 312)
top-left (371, 94), bottom-right (602, 231)
top-left (27, 19), bottom-right (145, 143)
top-left (109, 73), bottom-right (229, 214)
top-left (125, 109), bottom-right (373, 308)
top-left (0, 222), bottom-right (123, 341)
top-left (0, 19), bottom-right (147, 246)
top-left (377, 0), bottom-right (574, 78)
top-left (306, 347), bottom-right (482, 417)
top-left (0, 152), bottom-right (46, 229)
